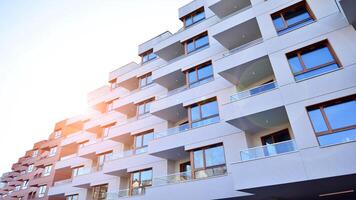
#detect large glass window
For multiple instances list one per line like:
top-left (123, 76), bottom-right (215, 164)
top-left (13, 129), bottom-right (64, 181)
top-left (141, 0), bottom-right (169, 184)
top-left (272, 1), bottom-right (315, 35)
top-left (49, 146), bottom-right (57, 157)
top-left (134, 131), bottom-right (153, 154)
top-left (72, 166), bottom-right (85, 177)
top-left (92, 184), bottom-right (108, 200)
top-left (139, 73), bottom-right (153, 88)
top-left (141, 49), bottom-right (157, 64)
top-left (182, 7), bottom-right (205, 28)
top-left (192, 144), bottom-right (226, 179)
top-left (22, 180), bottom-right (29, 189)
top-left (38, 185), bottom-right (47, 198)
top-left (43, 165), bottom-right (52, 177)
top-left (187, 62), bottom-right (213, 88)
top-left (185, 33), bottom-right (209, 54)
top-left (97, 152), bottom-right (113, 170)
top-left (137, 99), bottom-right (154, 117)
top-left (308, 95), bottom-right (356, 146)
top-left (27, 164), bottom-right (34, 173)
top-left (189, 99), bottom-right (219, 128)
top-left (287, 40), bottom-right (340, 81)
top-left (66, 194), bottom-right (79, 200)
top-left (131, 169), bottom-right (152, 196)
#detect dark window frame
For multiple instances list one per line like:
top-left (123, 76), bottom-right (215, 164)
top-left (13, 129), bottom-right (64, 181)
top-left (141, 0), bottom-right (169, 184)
top-left (92, 184), bottom-right (108, 200)
top-left (185, 61), bottom-right (214, 88)
top-left (138, 73), bottom-right (153, 88)
top-left (183, 32), bottom-right (209, 54)
top-left (307, 95), bottom-right (356, 138)
top-left (187, 98), bottom-right (219, 128)
top-left (140, 49), bottom-right (157, 64)
top-left (130, 168), bottom-right (153, 196)
top-left (190, 143), bottom-right (226, 179)
top-left (271, 1), bottom-right (315, 34)
top-left (136, 98), bottom-right (154, 117)
top-left (181, 7), bottom-right (205, 28)
top-left (286, 40), bottom-right (341, 80)
top-left (134, 130), bottom-right (154, 153)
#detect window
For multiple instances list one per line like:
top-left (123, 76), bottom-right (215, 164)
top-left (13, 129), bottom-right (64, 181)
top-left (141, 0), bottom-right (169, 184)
top-left (287, 40), bottom-right (340, 81)
top-left (134, 130), bottom-right (153, 154)
top-left (15, 185), bottom-right (21, 191)
top-left (137, 99), bottom-right (154, 117)
top-left (261, 129), bottom-right (294, 156)
top-left (49, 146), bottom-right (57, 157)
top-left (139, 73), bottom-right (153, 88)
top-left (54, 131), bottom-right (61, 139)
top-left (192, 144), bottom-right (226, 179)
top-left (32, 150), bottom-right (39, 158)
top-left (66, 194), bottom-right (79, 200)
top-left (22, 180), bottom-right (29, 189)
top-left (78, 141), bottom-right (89, 148)
top-left (27, 165), bottom-right (34, 173)
top-left (130, 169), bottom-right (152, 196)
top-left (43, 165), bottom-right (52, 177)
top-left (110, 81), bottom-right (118, 90)
top-left (184, 32), bottom-right (209, 54)
top-left (106, 102), bottom-right (114, 112)
top-left (307, 95), bottom-right (356, 146)
top-left (189, 99), bottom-right (219, 128)
top-left (38, 185), bottom-right (47, 197)
top-left (72, 166), bottom-right (85, 177)
top-left (272, 1), bottom-right (315, 35)
top-left (186, 61), bottom-right (213, 88)
top-left (141, 49), bottom-right (157, 64)
top-left (102, 123), bottom-right (115, 138)
top-left (92, 184), bottom-right (108, 200)
top-left (181, 7), bottom-right (205, 28)
top-left (97, 152), bottom-right (113, 171)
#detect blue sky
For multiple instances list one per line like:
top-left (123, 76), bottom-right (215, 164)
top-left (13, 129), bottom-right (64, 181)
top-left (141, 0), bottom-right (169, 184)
top-left (0, 0), bottom-right (191, 174)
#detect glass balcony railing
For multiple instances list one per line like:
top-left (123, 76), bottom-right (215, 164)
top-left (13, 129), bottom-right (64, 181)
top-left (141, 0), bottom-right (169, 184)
top-left (154, 117), bottom-right (220, 139)
top-left (153, 165), bottom-right (227, 187)
top-left (240, 140), bottom-right (297, 161)
top-left (108, 147), bottom-right (148, 161)
top-left (231, 81), bottom-right (278, 102)
top-left (107, 187), bottom-right (146, 199)
top-left (153, 171), bottom-right (192, 186)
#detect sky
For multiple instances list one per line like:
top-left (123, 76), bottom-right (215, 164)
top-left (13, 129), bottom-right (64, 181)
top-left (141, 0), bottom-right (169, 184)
top-left (0, 0), bottom-right (192, 175)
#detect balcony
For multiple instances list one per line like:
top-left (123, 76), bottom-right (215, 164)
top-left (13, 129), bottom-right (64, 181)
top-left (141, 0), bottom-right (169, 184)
top-left (48, 179), bottom-right (73, 196)
top-left (72, 167), bottom-right (114, 188)
top-left (230, 142), bottom-right (356, 199)
top-left (208, 0), bottom-right (251, 18)
top-left (153, 166), bottom-right (227, 187)
top-left (230, 81), bottom-right (278, 102)
top-left (339, 0), bottom-right (356, 29)
top-left (212, 17), bottom-right (262, 51)
top-left (240, 140), bottom-right (297, 161)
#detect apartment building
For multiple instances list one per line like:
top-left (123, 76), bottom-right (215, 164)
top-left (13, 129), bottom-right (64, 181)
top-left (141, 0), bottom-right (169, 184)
top-left (1, 0), bottom-right (356, 199)
top-left (0, 130), bottom-right (64, 200)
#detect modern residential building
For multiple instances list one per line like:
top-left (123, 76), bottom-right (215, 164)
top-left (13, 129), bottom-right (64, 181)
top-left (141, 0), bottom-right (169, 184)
top-left (1, 0), bottom-right (356, 199)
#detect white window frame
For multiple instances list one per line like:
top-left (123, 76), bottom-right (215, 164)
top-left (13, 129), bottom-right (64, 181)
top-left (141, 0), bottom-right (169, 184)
top-left (38, 185), bottom-right (47, 197)
top-left (49, 146), bottom-right (57, 157)
top-left (43, 165), bottom-right (52, 177)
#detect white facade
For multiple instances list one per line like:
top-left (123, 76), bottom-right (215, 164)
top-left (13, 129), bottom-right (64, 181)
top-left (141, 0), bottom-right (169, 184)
top-left (48, 0), bottom-right (356, 200)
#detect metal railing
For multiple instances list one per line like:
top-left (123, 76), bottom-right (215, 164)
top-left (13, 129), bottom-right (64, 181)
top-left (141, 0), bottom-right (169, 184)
top-left (230, 81), bottom-right (278, 102)
top-left (240, 140), bottom-right (297, 161)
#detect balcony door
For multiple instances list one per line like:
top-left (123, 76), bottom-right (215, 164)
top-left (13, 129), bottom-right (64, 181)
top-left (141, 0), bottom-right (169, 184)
top-left (261, 129), bottom-right (292, 155)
